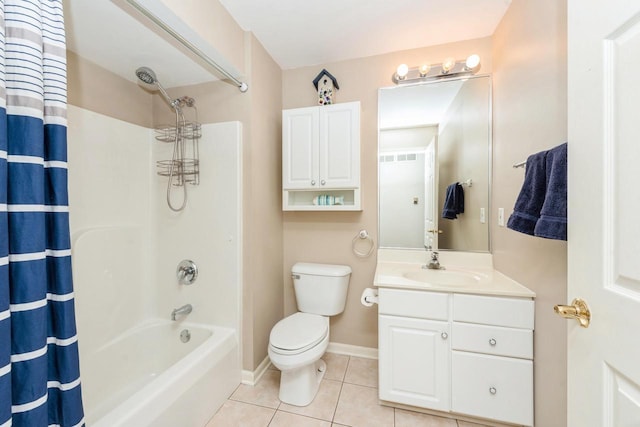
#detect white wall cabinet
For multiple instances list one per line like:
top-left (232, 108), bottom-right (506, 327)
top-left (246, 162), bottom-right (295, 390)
top-left (282, 102), bottom-right (360, 210)
top-left (378, 288), bottom-right (534, 427)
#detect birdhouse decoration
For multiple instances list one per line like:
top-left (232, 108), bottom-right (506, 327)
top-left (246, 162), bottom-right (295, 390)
top-left (313, 69), bottom-right (339, 105)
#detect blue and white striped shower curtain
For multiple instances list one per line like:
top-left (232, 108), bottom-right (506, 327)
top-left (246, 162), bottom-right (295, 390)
top-left (0, 1), bottom-right (84, 426)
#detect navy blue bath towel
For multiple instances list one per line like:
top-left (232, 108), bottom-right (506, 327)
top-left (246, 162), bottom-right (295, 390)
top-left (507, 142), bottom-right (568, 241)
top-left (506, 149), bottom-right (548, 235)
top-left (442, 183), bottom-right (464, 219)
top-left (534, 143), bottom-right (567, 240)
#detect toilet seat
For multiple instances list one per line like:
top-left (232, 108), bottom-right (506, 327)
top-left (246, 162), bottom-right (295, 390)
top-left (269, 312), bottom-right (328, 355)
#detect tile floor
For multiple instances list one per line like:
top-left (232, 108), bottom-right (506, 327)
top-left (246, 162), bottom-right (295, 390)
top-left (206, 353), bottom-right (490, 427)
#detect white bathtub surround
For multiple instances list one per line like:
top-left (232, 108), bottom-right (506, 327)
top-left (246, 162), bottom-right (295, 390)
top-left (68, 107), bottom-right (243, 426)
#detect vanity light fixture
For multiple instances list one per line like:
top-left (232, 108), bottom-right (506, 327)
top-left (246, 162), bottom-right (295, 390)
top-left (396, 63), bottom-right (409, 80)
top-left (418, 64), bottom-right (431, 77)
top-left (441, 57), bottom-right (456, 73)
top-left (392, 54), bottom-right (481, 84)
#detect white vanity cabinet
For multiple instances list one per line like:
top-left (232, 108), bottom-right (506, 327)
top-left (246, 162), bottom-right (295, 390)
top-left (282, 101), bottom-right (360, 210)
top-left (451, 294), bottom-right (534, 426)
top-left (378, 289), bottom-right (535, 427)
top-left (378, 289), bottom-right (451, 411)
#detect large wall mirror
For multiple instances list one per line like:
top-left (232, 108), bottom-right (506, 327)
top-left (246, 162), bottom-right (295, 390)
top-left (378, 75), bottom-right (491, 252)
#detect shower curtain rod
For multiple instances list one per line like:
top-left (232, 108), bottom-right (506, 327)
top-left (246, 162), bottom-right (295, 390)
top-left (125, 0), bottom-right (249, 93)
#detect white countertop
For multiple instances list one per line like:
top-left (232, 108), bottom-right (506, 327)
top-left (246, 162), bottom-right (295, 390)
top-left (374, 249), bottom-right (536, 298)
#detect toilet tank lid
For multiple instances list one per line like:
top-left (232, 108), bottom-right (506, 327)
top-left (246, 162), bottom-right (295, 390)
top-left (292, 262), bottom-right (351, 277)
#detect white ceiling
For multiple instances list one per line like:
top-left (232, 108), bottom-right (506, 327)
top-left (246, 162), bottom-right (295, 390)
top-left (64, 0), bottom-right (511, 88)
top-left (219, 0), bottom-right (512, 69)
top-left (378, 80), bottom-right (464, 129)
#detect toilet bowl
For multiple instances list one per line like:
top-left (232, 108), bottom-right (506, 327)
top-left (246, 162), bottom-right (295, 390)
top-left (268, 263), bottom-right (351, 406)
top-left (268, 313), bottom-right (329, 406)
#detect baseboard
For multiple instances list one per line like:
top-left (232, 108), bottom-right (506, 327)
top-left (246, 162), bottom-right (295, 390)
top-left (327, 342), bottom-right (378, 359)
top-left (241, 355), bottom-right (271, 385)
top-left (241, 342), bottom-right (377, 384)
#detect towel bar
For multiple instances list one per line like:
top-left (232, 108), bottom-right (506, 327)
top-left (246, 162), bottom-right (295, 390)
top-left (513, 160), bottom-right (527, 168)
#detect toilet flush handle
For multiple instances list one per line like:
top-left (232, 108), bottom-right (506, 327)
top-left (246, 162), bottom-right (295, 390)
top-left (291, 274), bottom-right (300, 280)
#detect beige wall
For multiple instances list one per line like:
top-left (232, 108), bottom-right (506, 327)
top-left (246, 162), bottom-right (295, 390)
top-left (245, 34), bottom-right (284, 369)
top-left (282, 37), bottom-right (493, 348)
top-left (438, 78), bottom-right (490, 251)
top-left (491, 1), bottom-right (568, 426)
top-left (161, 0), bottom-right (245, 74)
top-left (67, 51), bottom-right (153, 128)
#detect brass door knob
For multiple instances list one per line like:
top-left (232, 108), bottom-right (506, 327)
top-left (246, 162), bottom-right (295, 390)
top-left (427, 229), bottom-right (443, 234)
top-left (554, 298), bottom-right (591, 328)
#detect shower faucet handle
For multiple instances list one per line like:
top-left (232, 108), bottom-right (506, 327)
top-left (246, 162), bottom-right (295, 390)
top-left (177, 259), bottom-right (198, 285)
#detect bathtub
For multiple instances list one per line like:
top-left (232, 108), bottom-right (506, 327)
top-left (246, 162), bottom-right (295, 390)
top-left (81, 319), bottom-right (240, 427)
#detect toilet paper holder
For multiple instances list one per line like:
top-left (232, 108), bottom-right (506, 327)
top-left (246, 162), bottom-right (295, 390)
top-left (361, 288), bottom-right (378, 307)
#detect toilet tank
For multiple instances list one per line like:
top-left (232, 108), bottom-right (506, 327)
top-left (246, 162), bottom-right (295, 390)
top-left (292, 262), bottom-right (351, 316)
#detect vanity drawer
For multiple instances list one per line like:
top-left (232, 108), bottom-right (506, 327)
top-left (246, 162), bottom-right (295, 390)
top-left (451, 351), bottom-right (533, 427)
top-left (453, 294), bottom-right (534, 329)
top-left (378, 288), bottom-right (449, 320)
top-left (452, 322), bottom-right (533, 359)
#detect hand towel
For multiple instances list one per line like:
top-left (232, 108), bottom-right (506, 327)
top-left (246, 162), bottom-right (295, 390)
top-left (534, 142), bottom-right (567, 240)
top-left (507, 149), bottom-right (548, 235)
top-left (442, 183), bottom-right (464, 219)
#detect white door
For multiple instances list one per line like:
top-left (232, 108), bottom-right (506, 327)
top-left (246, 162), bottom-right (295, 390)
top-left (424, 138), bottom-right (438, 249)
top-left (566, 1), bottom-right (640, 425)
top-left (379, 152), bottom-right (425, 248)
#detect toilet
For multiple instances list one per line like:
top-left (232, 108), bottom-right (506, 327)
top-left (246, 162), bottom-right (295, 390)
top-left (268, 262), bottom-right (351, 406)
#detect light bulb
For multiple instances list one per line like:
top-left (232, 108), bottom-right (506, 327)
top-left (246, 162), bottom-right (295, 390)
top-left (396, 64), bottom-right (409, 80)
top-left (441, 57), bottom-right (456, 73)
top-left (465, 54), bottom-right (481, 71)
top-left (419, 64), bottom-right (431, 77)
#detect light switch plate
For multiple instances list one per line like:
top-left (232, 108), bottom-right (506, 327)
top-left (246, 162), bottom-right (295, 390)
top-left (480, 207), bottom-right (486, 224)
top-left (498, 208), bottom-right (505, 226)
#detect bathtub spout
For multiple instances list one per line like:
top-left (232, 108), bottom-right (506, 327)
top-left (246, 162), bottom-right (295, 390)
top-left (171, 304), bottom-right (193, 321)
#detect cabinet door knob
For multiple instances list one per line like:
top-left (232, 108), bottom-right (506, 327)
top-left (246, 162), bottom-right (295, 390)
top-left (489, 387), bottom-right (497, 395)
top-left (321, 179), bottom-right (326, 185)
top-left (489, 338), bottom-right (497, 346)
top-left (441, 332), bottom-right (448, 340)
top-left (311, 180), bottom-right (316, 185)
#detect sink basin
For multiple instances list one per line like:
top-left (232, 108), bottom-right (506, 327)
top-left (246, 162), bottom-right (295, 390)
top-left (402, 269), bottom-right (487, 287)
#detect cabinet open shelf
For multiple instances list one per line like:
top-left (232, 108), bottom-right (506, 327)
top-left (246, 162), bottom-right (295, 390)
top-left (283, 189), bottom-right (361, 211)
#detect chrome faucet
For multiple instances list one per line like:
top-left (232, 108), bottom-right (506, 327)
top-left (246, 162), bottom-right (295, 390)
top-left (171, 304), bottom-right (193, 321)
top-left (423, 250), bottom-right (444, 270)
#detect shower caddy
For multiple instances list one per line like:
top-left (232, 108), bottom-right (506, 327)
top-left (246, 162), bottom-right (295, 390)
top-left (155, 96), bottom-right (201, 211)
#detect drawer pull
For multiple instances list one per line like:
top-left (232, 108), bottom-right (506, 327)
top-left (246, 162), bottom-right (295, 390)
top-left (489, 338), bottom-right (497, 346)
top-left (441, 332), bottom-right (448, 340)
top-left (489, 387), bottom-right (497, 395)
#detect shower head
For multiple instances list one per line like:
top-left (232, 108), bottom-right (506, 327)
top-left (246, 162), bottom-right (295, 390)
top-left (135, 66), bottom-right (178, 109)
top-left (135, 66), bottom-right (157, 85)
